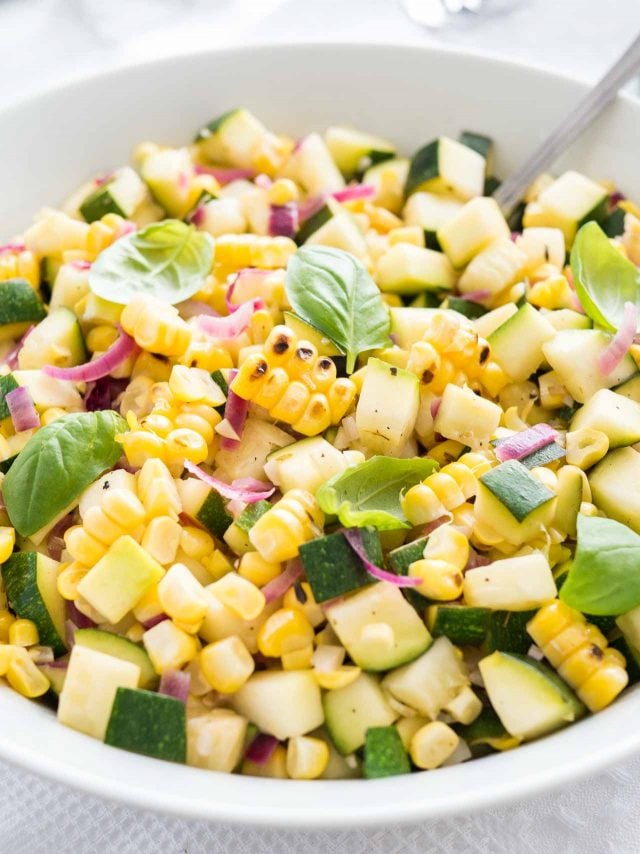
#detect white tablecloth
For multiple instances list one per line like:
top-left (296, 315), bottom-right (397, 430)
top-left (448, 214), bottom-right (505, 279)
top-left (1, 1), bottom-right (640, 850)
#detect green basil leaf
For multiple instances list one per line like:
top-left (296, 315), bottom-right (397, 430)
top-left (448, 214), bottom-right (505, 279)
top-left (89, 219), bottom-right (214, 305)
top-left (285, 246), bottom-right (391, 373)
top-left (316, 455), bottom-right (438, 530)
top-left (559, 515), bottom-right (640, 615)
top-left (571, 221), bottom-right (640, 331)
top-left (3, 410), bottom-right (127, 537)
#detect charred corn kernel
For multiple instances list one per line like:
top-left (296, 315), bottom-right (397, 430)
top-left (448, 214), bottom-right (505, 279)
top-left (215, 234), bottom-right (296, 271)
top-left (143, 619), bottom-right (199, 674)
top-left (257, 608), bottom-right (314, 658)
top-left (314, 665), bottom-right (361, 690)
top-left (0, 527), bottom-right (15, 564)
top-left (201, 549), bottom-right (235, 581)
top-left (56, 561), bottom-right (87, 600)
top-left (180, 527), bottom-right (215, 561)
top-left (9, 619), bottom-right (39, 647)
top-left (0, 610), bottom-right (15, 643)
top-left (86, 324), bottom-right (119, 353)
top-left (281, 643), bottom-right (314, 670)
top-left (292, 392), bottom-right (332, 435)
top-left (209, 572), bottom-right (265, 621)
top-left (142, 516), bottom-right (182, 565)
top-left (121, 295), bottom-right (192, 357)
top-left (286, 736), bottom-right (330, 780)
top-left (242, 744), bottom-right (289, 779)
top-left (249, 489), bottom-right (324, 562)
top-left (527, 600), bottom-right (628, 711)
top-left (238, 552), bottom-right (282, 586)
top-left (169, 365), bottom-right (226, 407)
top-left (137, 458), bottom-right (182, 518)
top-left (41, 407), bottom-right (69, 426)
top-left (283, 582), bottom-right (325, 628)
top-left (286, 339), bottom-right (318, 378)
top-left (6, 647), bottom-right (50, 698)
top-left (565, 428), bottom-right (609, 469)
top-left (268, 380), bottom-right (310, 422)
top-left (157, 563), bottom-right (209, 628)
top-left (443, 686), bottom-right (482, 725)
top-left (326, 378), bottom-right (357, 422)
top-left (410, 721), bottom-right (459, 770)
top-left (0, 247), bottom-right (40, 288)
top-left (528, 275), bottom-right (575, 310)
top-left (199, 636), bottom-right (255, 694)
top-left (402, 453), bottom-right (493, 525)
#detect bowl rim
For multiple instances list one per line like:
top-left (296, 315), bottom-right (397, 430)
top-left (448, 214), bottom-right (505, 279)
top-left (2, 39), bottom-right (640, 827)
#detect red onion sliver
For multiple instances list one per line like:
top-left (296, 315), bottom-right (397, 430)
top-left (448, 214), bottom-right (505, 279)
top-left (220, 369), bottom-right (250, 450)
top-left (65, 620), bottom-right (78, 649)
top-left (269, 203), bottom-right (298, 238)
top-left (343, 529), bottom-right (422, 588)
top-left (159, 669), bottom-right (190, 703)
top-left (67, 600), bottom-right (96, 629)
top-left (6, 386), bottom-right (40, 431)
top-left (47, 514), bottom-right (74, 561)
top-left (254, 173), bottom-right (273, 189)
top-left (184, 461), bottom-right (275, 503)
top-left (177, 299), bottom-right (220, 320)
top-left (69, 259), bottom-right (91, 270)
top-left (43, 327), bottom-right (138, 382)
top-left (245, 733), bottom-right (279, 765)
top-left (332, 184), bottom-right (376, 203)
top-left (261, 560), bottom-right (303, 603)
top-left (0, 242), bottom-right (26, 254)
top-left (494, 423), bottom-right (559, 462)
top-left (465, 548), bottom-right (491, 571)
top-left (421, 515), bottom-right (451, 537)
top-left (297, 195), bottom-right (327, 223)
top-left (461, 289), bottom-right (491, 304)
top-left (194, 165), bottom-right (256, 184)
top-left (197, 298), bottom-right (263, 339)
top-left (598, 301), bottom-right (638, 375)
top-left (141, 613), bottom-right (169, 630)
top-left (429, 397), bottom-right (441, 419)
top-left (4, 325), bottom-right (34, 370)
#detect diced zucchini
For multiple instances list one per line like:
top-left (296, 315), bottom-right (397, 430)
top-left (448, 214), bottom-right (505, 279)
top-left (615, 374), bottom-right (640, 404)
top-left (0, 279), bottom-right (46, 342)
top-left (49, 264), bottom-right (91, 312)
top-left (0, 374), bottom-right (18, 420)
top-left (488, 303), bottom-right (556, 383)
top-left (459, 131), bottom-right (494, 169)
top-left (479, 651), bottom-right (584, 740)
top-left (281, 133), bottom-right (345, 195)
top-left (427, 604), bottom-right (490, 646)
top-left (434, 384), bottom-right (501, 448)
top-left (2, 551), bottom-right (67, 657)
top-left (74, 628), bottom-right (157, 689)
top-left (523, 171), bottom-right (608, 246)
top-left (570, 389), bottom-right (640, 448)
top-left (175, 477), bottom-right (232, 540)
top-left (388, 536), bottom-right (430, 612)
top-left (382, 637), bottom-right (469, 719)
top-left (325, 581), bottom-right (432, 671)
top-left (542, 330), bottom-right (637, 404)
top-left (194, 107), bottom-right (275, 168)
top-left (299, 528), bottom-right (382, 603)
top-left (324, 126), bottom-right (396, 177)
top-left (215, 418), bottom-right (294, 482)
top-left (18, 307), bottom-right (86, 370)
top-left (541, 308), bottom-right (592, 332)
top-left (12, 370), bottom-right (83, 410)
top-left (376, 244), bottom-right (456, 293)
top-left (458, 239), bottom-right (528, 302)
top-left (589, 447), bottom-right (640, 533)
top-left (105, 687), bottom-right (186, 762)
top-left (234, 500), bottom-right (271, 533)
top-left (79, 167), bottom-right (148, 223)
top-left (388, 306), bottom-right (440, 349)
top-left (485, 610), bottom-right (536, 654)
top-left (601, 204), bottom-right (627, 238)
top-left (231, 671), bottom-right (324, 740)
top-left (515, 227), bottom-right (566, 271)
top-left (304, 211), bottom-right (368, 259)
top-left (463, 553), bottom-right (557, 611)
top-left (363, 726), bottom-right (410, 778)
top-left (296, 198), bottom-right (343, 246)
top-left (456, 707), bottom-right (520, 752)
top-left (81, 293), bottom-right (123, 325)
top-left (199, 593), bottom-right (278, 654)
top-left (355, 358), bottom-right (419, 456)
top-left (446, 297), bottom-right (488, 320)
top-left (405, 137), bottom-right (485, 201)
top-left (187, 709), bottom-right (248, 773)
top-left (323, 672), bottom-right (397, 755)
top-left (194, 198), bottom-right (245, 237)
top-left (473, 303), bottom-right (518, 339)
top-left (363, 158), bottom-right (409, 215)
top-left (266, 436), bottom-right (352, 494)
top-left (141, 148), bottom-right (197, 218)
top-left (38, 662), bottom-right (68, 696)
top-left (403, 192), bottom-right (464, 250)
top-left (438, 197), bottom-right (510, 268)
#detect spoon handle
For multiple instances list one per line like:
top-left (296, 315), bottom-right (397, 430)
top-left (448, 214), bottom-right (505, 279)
top-left (493, 32), bottom-right (640, 218)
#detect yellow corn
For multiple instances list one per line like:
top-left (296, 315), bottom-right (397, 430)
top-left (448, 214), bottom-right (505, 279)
top-left (257, 608), bottom-right (315, 658)
top-left (180, 527), bottom-right (215, 561)
top-left (137, 458), bottom-right (182, 518)
top-left (281, 643), bottom-right (315, 670)
top-left (0, 609), bottom-right (15, 643)
top-left (56, 561), bottom-right (87, 600)
top-left (443, 685), bottom-right (482, 725)
top-left (410, 721), bottom-right (460, 770)
top-left (249, 489), bottom-right (324, 562)
top-left (200, 636), bottom-right (255, 693)
top-left (121, 294), bottom-right (192, 357)
top-left (132, 585), bottom-right (164, 626)
top-left (0, 527), bottom-right (15, 563)
top-left (86, 324), bottom-right (119, 353)
top-left (282, 582), bottom-right (325, 628)
top-left (314, 665), bottom-right (361, 690)
top-left (527, 600), bottom-right (628, 711)
top-left (407, 526), bottom-right (469, 600)
top-left (201, 549), bottom-right (235, 581)
top-left (157, 563), bottom-right (209, 629)
top-left (565, 428), bottom-right (609, 469)
top-left (401, 453), bottom-right (493, 525)
top-left (9, 619), bottom-right (39, 647)
top-left (238, 552), bottom-right (282, 587)
top-left (6, 647), bottom-right (50, 698)
top-left (214, 234), bottom-right (296, 271)
top-left (143, 619), bottom-right (200, 674)
top-left (0, 246), bottom-right (40, 288)
top-left (41, 407), bottom-right (69, 426)
top-left (141, 516), bottom-right (182, 565)
top-left (169, 365), bottom-right (226, 407)
top-left (242, 744), bottom-right (289, 779)
top-left (528, 275), bottom-right (576, 310)
top-left (208, 572), bottom-right (266, 621)
top-left (286, 736), bottom-right (330, 780)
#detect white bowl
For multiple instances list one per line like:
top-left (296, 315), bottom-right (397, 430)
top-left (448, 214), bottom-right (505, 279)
top-left (1, 42), bottom-right (639, 827)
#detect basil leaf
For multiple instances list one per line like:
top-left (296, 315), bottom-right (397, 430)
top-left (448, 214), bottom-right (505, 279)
top-left (89, 219), bottom-right (214, 305)
top-left (560, 515), bottom-right (640, 615)
top-left (285, 246), bottom-right (391, 373)
top-left (3, 410), bottom-right (127, 537)
top-left (571, 221), bottom-right (640, 331)
top-left (316, 455), bottom-right (438, 530)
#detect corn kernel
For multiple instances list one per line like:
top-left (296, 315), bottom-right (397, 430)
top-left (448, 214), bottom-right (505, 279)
top-left (566, 428), bottom-right (609, 469)
top-left (6, 647), bottom-right (50, 697)
top-left (410, 721), bottom-right (459, 770)
top-left (0, 609), bottom-right (15, 643)
top-left (180, 527), bottom-right (215, 561)
top-left (443, 686), bottom-right (482, 725)
top-left (143, 619), bottom-right (199, 673)
top-left (9, 619), bottom-right (39, 647)
top-left (141, 516), bottom-right (182, 565)
top-left (57, 562), bottom-right (87, 600)
top-left (578, 664), bottom-right (629, 712)
top-left (242, 744), bottom-right (289, 778)
top-left (282, 582), bottom-right (325, 628)
top-left (286, 736), bottom-right (330, 780)
top-left (257, 608), bottom-right (314, 658)
top-left (281, 643), bottom-right (315, 670)
top-left (0, 527), bottom-right (15, 564)
top-left (157, 563), bottom-right (209, 628)
top-left (314, 666), bottom-right (361, 690)
top-left (201, 549), bottom-right (235, 581)
top-left (86, 324), bottom-right (119, 353)
top-left (208, 572), bottom-right (266, 621)
top-left (200, 636), bottom-right (255, 693)
top-left (238, 552), bottom-right (282, 587)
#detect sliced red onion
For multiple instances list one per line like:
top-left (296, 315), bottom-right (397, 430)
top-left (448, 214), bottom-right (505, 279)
top-left (297, 195), bottom-right (327, 223)
top-left (220, 369), bottom-right (249, 451)
top-left (4, 325), bottom-right (34, 370)
top-left (527, 644), bottom-right (545, 661)
top-left (226, 497), bottom-right (246, 518)
top-left (65, 620), bottom-right (78, 649)
top-left (610, 190), bottom-right (626, 207)
top-left (225, 269), bottom-right (271, 314)
top-left (461, 289), bottom-right (491, 304)
top-left (177, 298), bottom-right (220, 320)
top-left (184, 461), bottom-right (275, 503)
top-left (194, 165), bottom-right (256, 184)
top-left (0, 242), bottom-right (26, 254)
top-left (429, 397), bottom-right (441, 419)
top-left (465, 548), bottom-right (491, 571)
top-left (69, 259), bottom-right (92, 270)
top-left (421, 515), bottom-right (450, 537)
top-left (332, 184), bottom-right (376, 203)
top-left (159, 669), bottom-right (190, 703)
top-left (598, 301), bottom-right (638, 375)
top-left (141, 612), bottom-right (169, 630)
top-left (197, 298), bottom-right (263, 339)
top-left (269, 203), bottom-right (298, 238)
top-left (67, 600), bottom-right (96, 629)
top-left (244, 733), bottom-right (279, 765)
top-left (85, 376), bottom-right (128, 412)
top-left (43, 327), bottom-right (138, 382)
top-left (261, 559), bottom-right (303, 603)
top-left (495, 423), bottom-right (559, 462)
top-left (190, 205), bottom-right (206, 227)
top-left (6, 386), bottom-right (40, 431)
top-left (47, 514), bottom-right (74, 561)
top-left (94, 172), bottom-right (114, 187)
top-left (254, 173), bottom-right (273, 189)
top-left (343, 529), bottom-right (422, 588)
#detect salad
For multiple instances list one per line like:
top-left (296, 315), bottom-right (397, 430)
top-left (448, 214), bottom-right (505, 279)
top-left (0, 109), bottom-right (639, 781)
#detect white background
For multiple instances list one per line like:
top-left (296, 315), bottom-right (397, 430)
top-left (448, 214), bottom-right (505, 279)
top-left (1, 0), bottom-right (640, 851)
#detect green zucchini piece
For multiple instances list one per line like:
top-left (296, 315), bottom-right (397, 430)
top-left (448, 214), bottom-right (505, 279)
top-left (0, 280), bottom-right (47, 341)
top-left (490, 437), bottom-right (566, 470)
top-left (18, 307), bottom-right (86, 370)
top-left (405, 137), bottom-right (485, 200)
top-left (282, 312), bottom-right (342, 357)
top-left (0, 454), bottom-right (17, 474)
top-left (0, 374), bottom-right (19, 421)
top-left (235, 500), bottom-right (271, 533)
top-left (2, 552), bottom-right (67, 657)
top-left (455, 707), bottom-right (520, 752)
top-left (446, 296), bottom-right (488, 320)
top-left (38, 662), bottom-right (68, 696)
top-left (74, 628), bottom-right (157, 689)
top-left (80, 167), bottom-right (147, 223)
top-left (323, 673), bottom-right (397, 755)
top-left (427, 605), bottom-right (490, 646)
top-left (388, 536), bottom-right (430, 612)
top-left (196, 489), bottom-right (232, 539)
top-left (299, 528), bottom-right (383, 603)
top-left (460, 131), bottom-right (494, 168)
top-left (601, 205), bottom-right (626, 238)
top-left (480, 460), bottom-right (555, 523)
top-left (105, 687), bottom-right (186, 763)
top-left (296, 199), bottom-right (342, 245)
top-left (363, 726), bottom-right (411, 778)
top-left (324, 126), bottom-right (396, 178)
top-left (486, 610), bottom-right (536, 655)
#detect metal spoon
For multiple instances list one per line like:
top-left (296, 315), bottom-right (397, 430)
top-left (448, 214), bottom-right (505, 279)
top-left (493, 31), bottom-right (640, 219)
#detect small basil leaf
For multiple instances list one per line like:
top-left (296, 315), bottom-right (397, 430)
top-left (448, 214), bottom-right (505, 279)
top-left (89, 219), bottom-right (214, 305)
top-left (560, 515), bottom-right (640, 615)
top-left (571, 221), bottom-right (640, 331)
top-left (3, 410), bottom-right (127, 537)
top-left (285, 246), bottom-right (391, 373)
top-left (316, 456), bottom-right (438, 531)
